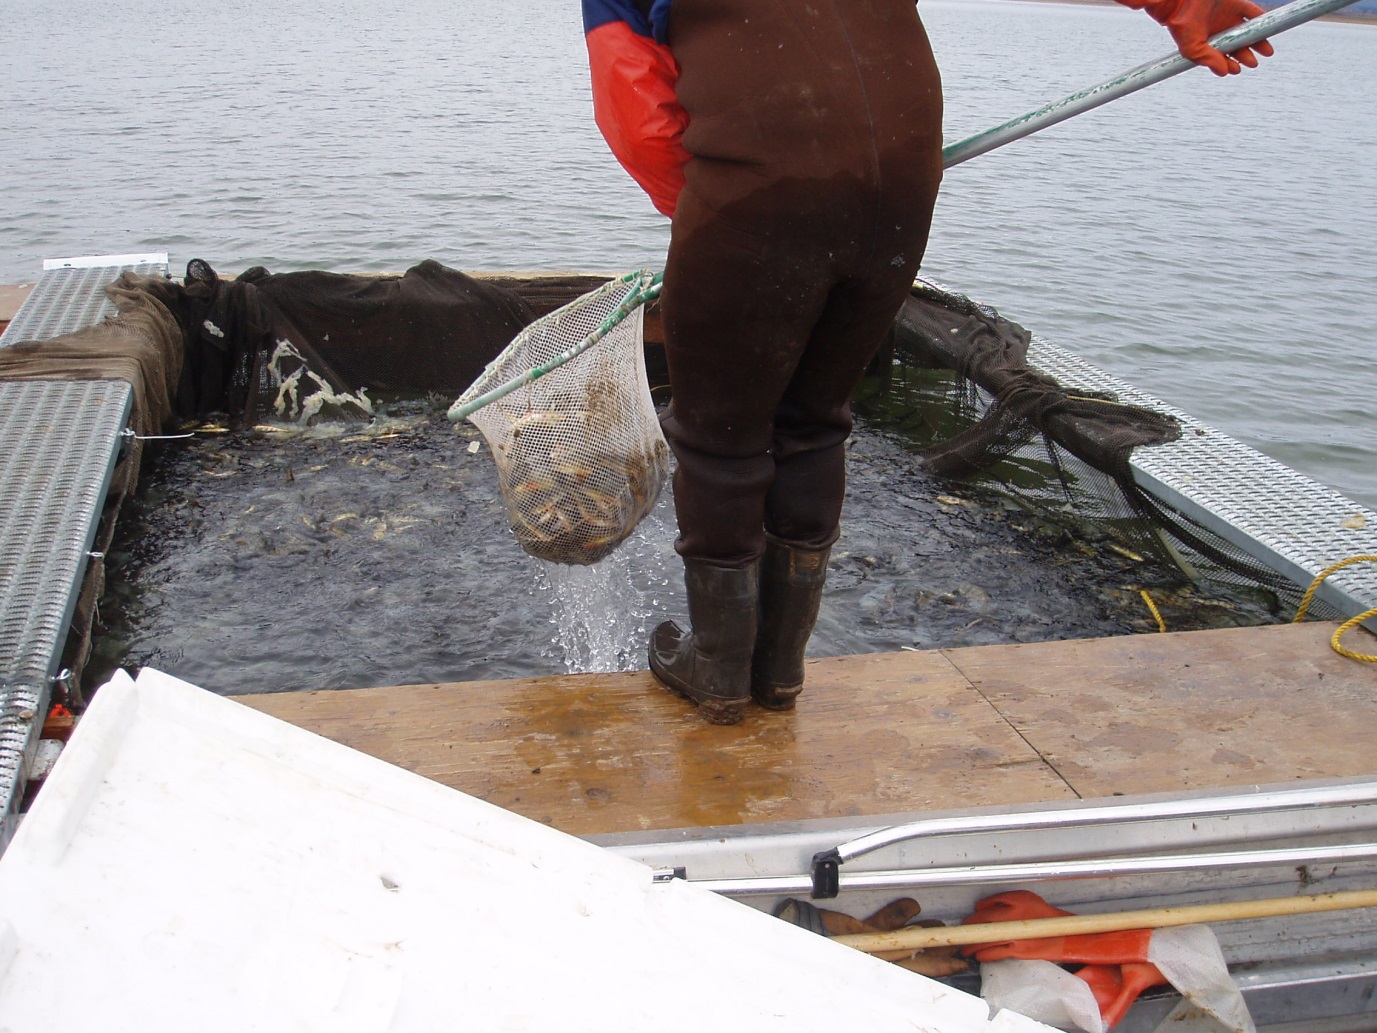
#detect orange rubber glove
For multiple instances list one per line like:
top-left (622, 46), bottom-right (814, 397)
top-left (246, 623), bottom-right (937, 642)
top-left (585, 20), bottom-right (689, 217)
top-left (1078, 963), bottom-right (1171, 1028)
top-left (961, 891), bottom-right (1170, 1030)
top-left (1117, 0), bottom-right (1275, 76)
top-left (959, 891), bottom-right (1154, 964)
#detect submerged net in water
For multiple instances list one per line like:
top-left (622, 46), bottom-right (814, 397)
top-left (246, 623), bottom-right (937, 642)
top-left (0, 260), bottom-right (1328, 699)
top-left (881, 280), bottom-right (1337, 620)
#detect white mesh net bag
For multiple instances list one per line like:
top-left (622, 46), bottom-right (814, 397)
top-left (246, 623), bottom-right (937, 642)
top-left (450, 270), bottom-right (670, 565)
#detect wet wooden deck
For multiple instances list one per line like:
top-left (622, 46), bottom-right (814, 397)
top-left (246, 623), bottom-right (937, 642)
top-left (237, 621), bottom-right (1377, 837)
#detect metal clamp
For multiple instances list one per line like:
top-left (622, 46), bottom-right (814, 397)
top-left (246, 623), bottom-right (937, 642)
top-left (811, 850), bottom-right (841, 899)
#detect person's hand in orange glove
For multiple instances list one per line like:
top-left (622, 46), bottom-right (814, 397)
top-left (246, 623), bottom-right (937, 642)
top-left (1118, 0), bottom-right (1275, 76)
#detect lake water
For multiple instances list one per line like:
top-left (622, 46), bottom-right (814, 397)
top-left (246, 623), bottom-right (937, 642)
top-left (95, 396), bottom-right (1283, 693)
top-left (2, 0), bottom-right (1374, 509)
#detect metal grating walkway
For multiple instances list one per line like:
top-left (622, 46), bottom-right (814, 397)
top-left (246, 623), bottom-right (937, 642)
top-left (0, 253), bottom-right (168, 348)
top-left (0, 380), bottom-right (133, 845)
top-left (0, 380), bottom-right (132, 845)
top-left (1029, 336), bottom-right (1377, 632)
top-left (0, 254), bottom-right (159, 847)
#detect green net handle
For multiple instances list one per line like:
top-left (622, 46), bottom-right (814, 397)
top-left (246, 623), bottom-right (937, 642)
top-left (448, 270), bottom-right (664, 423)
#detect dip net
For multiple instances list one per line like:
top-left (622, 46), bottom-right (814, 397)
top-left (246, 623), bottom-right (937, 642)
top-left (452, 271), bottom-right (671, 566)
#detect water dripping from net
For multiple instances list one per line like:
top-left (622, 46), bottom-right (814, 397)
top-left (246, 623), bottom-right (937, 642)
top-left (535, 499), bottom-right (680, 674)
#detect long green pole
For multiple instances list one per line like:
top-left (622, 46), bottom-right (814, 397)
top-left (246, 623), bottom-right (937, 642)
top-left (451, 0), bottom-right (1357, 422)
top-left (942, 0), bottom-right (1361, 168)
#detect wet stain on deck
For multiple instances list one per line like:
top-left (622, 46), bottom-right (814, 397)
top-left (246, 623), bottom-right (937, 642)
top-left (238, 621), bottom-right (1376, 836)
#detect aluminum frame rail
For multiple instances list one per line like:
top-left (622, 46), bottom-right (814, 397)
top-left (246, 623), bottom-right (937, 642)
top-left (811, 780), bottom-right (1377, 891)
top-left (780, 781), bottom-right (1377, 899)
top-left (598, 779), bottom-right (1377, 898)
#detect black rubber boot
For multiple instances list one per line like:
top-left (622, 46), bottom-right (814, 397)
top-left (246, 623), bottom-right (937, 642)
top-left (752, 538), bottom-right (830, 710)
top-left (649, 559), bottom-right (759, 725)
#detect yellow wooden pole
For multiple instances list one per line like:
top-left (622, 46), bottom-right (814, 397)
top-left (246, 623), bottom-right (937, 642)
top-left (830, 889), bottom-right (1377, 955)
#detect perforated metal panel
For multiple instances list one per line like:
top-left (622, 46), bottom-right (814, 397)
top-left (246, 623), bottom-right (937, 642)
top-left (0, 259), bottom-right (168, 348)
top-left (1028, 336), bottom-right (1377, 631)
top-left (0, 379), bottom-right (132, 845)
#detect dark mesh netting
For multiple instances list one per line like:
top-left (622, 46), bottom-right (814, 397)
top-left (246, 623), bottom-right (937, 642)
top-left (876, 282), bottom-right (1338, 621)
top-left (892, 286), bottom-right (1182, 478)
top-left (3, 261), bottom-right (1343, 703)
top-left (0, 260), bottom-right (543, 701)
top-left (137, 259), bottom-right (539, 426)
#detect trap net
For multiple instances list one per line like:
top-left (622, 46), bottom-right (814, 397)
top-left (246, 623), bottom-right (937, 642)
top-left (451, 270), bottom-right (671, 566)
top-left (874, 279), bottom-right (1345, 624)
top-left (134, 259), bottom-right (539, 427)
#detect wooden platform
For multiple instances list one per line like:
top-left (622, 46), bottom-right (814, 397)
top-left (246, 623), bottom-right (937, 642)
top-left (0, 282), bottom-right (35, 338)
top-left (237, 621), bottom-right (1377, 837)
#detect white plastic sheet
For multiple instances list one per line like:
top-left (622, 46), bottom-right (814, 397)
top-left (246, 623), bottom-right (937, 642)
top-left (0, 668), bottom-right (1058, 1033)
top-left (979, 925), bottom-right (1254, 1033)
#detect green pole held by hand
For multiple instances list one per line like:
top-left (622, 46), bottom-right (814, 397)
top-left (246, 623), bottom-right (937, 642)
top-left (448, 270), bottom-right (663, 422)
top-left (941, 0), bottom-right (1362, 169)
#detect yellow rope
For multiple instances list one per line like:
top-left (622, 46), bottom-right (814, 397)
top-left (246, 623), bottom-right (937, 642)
top-left (1140, 589), bottom-right (1167, 633)
top-left (1293, 555), bottom-right (1377, 664)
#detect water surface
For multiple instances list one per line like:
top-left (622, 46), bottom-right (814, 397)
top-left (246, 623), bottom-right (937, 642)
top-left (2, 0), bottom-right (1374, 511)
top-left (98, 395), bottom-right (1279, 693)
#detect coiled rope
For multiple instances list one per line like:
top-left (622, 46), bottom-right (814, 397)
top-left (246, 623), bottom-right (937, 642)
top-left (1293, 555), bottom-right (1377, 663)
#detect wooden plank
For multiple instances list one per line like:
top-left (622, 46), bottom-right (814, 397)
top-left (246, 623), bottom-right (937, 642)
top-left (0, 283), bottom-right (34, 323)
top-left (944, 621), bottom-right (1377, 800)
top-left (236, 649), bottom-right (1069, 837)
top-left (236, 622), bottom-right (1376, 837)
top-left (0, 282), bottom-right (36, 338)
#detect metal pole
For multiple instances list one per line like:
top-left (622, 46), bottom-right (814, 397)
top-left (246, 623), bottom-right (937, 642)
top-left (691, 840), bottom-right (1377, 899)
top-left (941, 0), bottom-right (1362, 169)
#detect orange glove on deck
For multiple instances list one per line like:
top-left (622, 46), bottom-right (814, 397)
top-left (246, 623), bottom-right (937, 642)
top-left (1118, 0), bottom-right (1275, 75)
top-left (960, 891), bottom-right (1154, 965)
top-left (1079, 963), bottom-right (1172, 1029)
top-left (961, 891), bottom-right (1169, 1030)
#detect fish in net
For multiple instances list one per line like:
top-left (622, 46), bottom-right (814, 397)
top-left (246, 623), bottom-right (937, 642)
top-left (452, 271), bottom-right (671, 565)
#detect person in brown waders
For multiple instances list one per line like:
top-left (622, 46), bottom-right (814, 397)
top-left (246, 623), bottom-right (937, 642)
top-left (583, 0), bottom-right (1272, 724)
